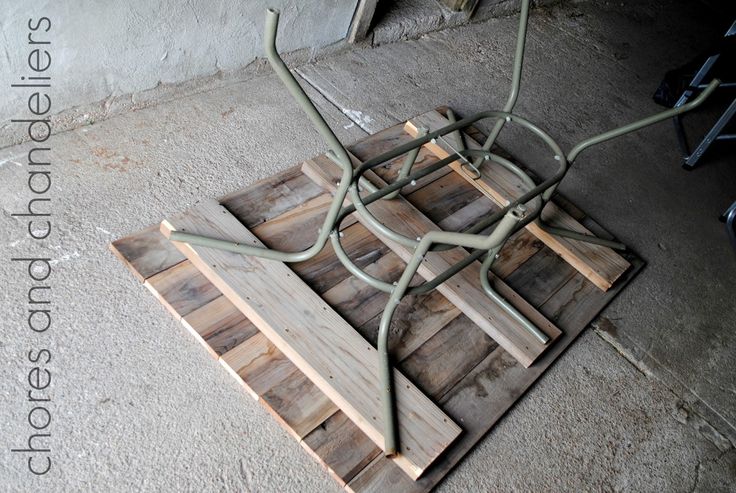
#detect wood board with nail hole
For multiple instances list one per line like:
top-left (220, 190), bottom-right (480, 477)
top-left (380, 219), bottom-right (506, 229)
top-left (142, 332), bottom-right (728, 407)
top-left (110, 108), bottom-right (642, 492)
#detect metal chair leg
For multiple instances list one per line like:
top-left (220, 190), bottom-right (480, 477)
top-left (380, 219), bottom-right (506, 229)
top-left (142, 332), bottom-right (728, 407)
top-left (683, 97), bottom-right (736, 169)
top-left (166, 4), bottom-right (721, 458)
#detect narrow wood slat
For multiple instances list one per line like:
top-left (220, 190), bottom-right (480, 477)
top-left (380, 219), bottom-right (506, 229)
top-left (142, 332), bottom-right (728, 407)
top-left (399, 315), bottom-right (498, 399)
top-left (293, 222), bottom-right (390, 293)
top-left (251, 193), bottom-right (358, 252)
top-left (405, 172), bottom-right (484, 224)
top-left (181, 295), bottom-right (260, 358)
top-left (110, 224), bottom-right (185, 282)
top-left (505, 248), bottom-right (578, 307)
top-left (320, 253), bottom-right (405, 329)
top-left (260, 366), bottom-right (339, 440)
top-left (302, 411), bottom-right (382, 487)
top-left (220, 331), bottom-right (338, 438)
top-left (144, 260), bottom-right (220, 319)
top-left (405, 110), bottom-right (630, 291)
top-left (221, 332), bottom-right (295, 400)
top-left (356, 290), bottom-right (461, 363)
top-left (161, 199), bottom-right (462, 479)
top-left (302, 154), bottom-right (561, 368)
top-left (493, 229), bottom-right (545, 279)
top-left (221, 165), bottom-right (325, 229)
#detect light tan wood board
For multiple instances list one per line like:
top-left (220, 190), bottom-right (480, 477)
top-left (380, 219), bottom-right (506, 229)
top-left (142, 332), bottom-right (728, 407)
top-left (405, 110), bottom-right (631, 291)
top-left (161, 199), bottom-right (461, 479)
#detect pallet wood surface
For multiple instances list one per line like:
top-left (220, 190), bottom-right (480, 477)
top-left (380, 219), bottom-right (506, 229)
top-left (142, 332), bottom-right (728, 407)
top-left (302, 153), bottom-right (561, 367)
top-left (405, 110), bottom-right (631, 291)
top-left (110, 109), bottom-right (643, 492)
top-left (161, 199), bottom-right (461, 479)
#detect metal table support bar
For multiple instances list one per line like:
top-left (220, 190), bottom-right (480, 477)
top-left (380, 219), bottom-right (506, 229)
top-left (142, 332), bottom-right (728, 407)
top-left (166, 4), bottom-right (719, 458)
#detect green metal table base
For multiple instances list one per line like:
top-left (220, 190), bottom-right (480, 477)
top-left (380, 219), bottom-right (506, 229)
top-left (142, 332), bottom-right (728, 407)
top-left (168, 3), bottom-right (719, 459)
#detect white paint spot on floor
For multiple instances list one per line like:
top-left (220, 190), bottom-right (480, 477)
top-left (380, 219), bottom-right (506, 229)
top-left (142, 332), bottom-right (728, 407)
top-left (96, 226), bottom-right (111, 235)
top-left (342, 109), bottom-right (374, 129)
top-left (49, 251), bottom-right (81, 265)
top-left (0, 155), bottom-right (24, 167)
top-left (343, 121), bottom-right (355, 129)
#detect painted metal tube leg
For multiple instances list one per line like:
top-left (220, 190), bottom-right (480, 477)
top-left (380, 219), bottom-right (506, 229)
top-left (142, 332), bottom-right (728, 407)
top-left (723, 201), bottom-right (736, 251)
top-left (480, 243), bottom-right (550, 344)
top-left (163, 5), bottom-right (725, 460)
top-left (376, 207), bottom-right (525, 455)
top-left (472, 0), bottom-right (530, 169)
top-left (383, 126), bottom-right (428, 199)
top-left (535, 216), bottom-right (627, 250)
top-left (168, 8), bottom-right (355, 264)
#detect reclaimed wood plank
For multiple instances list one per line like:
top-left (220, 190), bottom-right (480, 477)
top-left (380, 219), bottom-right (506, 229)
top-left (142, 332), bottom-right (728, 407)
top-left (221, 165), bottom-right (324, 228)
top-left (161, 199), bottom-right (462, 479)
top-left (505, 248), bottom-right (577, 307)
top-left (293, 222), bottom-right (391, 293)
top-left (302, 411), bottom-right (382, 486)
top-left (302, 154), bottom-right (561, 368)
top-left (110, 224), bottom-right (185, 282)
top-left (399, 315), bottom-right (498, 398)
top-left (261, 366), bottom-right (340, 440)
top-left (347, 255), bottom-right (644, 492)
top-left (144, 260), bottom-right (220, 319)
top-left (181, 295), bottom-right (260, 358)
top-left (405, 110), bottom-right (630, 291)
top-left (356, 290), bottom-right (461, 363)
top-left (320, 252), bottom-right (405, 329)
top-left (405, 172), bottom-right (484, 224)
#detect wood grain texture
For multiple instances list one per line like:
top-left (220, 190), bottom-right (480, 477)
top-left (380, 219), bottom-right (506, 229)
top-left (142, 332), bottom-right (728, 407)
top-left (110, 224), bottom-right (185, 281)
top-left (221, 165), bottom-right (324, 229)
top-left (302, 154), bottom-right (561, 368)
top-left (181, 295), bottom-right (260, 358)
top-left (302, 411), bottom-right (382, 486)
top-left (218, 330), bottom-right (337, 439)
top-left (346, 255), bottom-right (644, 493)
top-left (356, 289), bottom-right (461, 363)
top-left (111, 109), bottom-right (643, 492)
top-left (162, 199), bottom-right (462, 479)
top-left (144, 260), bottom-right (220, 319)
top-left (293, 222), bottom-right (390, 293)
top-left (261, 366), bottom-right (339, 440)
top-left (405, 110), bottom-right (630, 291)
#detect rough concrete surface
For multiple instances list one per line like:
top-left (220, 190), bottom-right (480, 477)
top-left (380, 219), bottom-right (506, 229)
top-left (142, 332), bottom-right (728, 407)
top-left (370, 0), bottom-right (559, 46)
top-left (1, 0), bottom-right (735, 491)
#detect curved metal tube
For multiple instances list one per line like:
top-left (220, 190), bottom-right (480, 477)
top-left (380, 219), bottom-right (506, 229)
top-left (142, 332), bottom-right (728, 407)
top-left (567, 79), bottom-right (720, 164)
top-left (479, 243), bottom-right (549, 344)
top-left (165, 6), bottom-right (723, 460)
top-left (534, 78), bottom-right (721, 250)
top-left (472, 0), bottom-right (530, 168)
top-left (377, 205), bottom-right (527, 456)
top-left (725, 201), bottom-right (736, 251)
top-left (169, 8), bottom-right (354, 263)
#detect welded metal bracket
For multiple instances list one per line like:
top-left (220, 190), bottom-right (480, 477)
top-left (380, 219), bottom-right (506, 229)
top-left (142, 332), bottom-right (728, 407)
top-left (166, 3), bottom-right (719, 461)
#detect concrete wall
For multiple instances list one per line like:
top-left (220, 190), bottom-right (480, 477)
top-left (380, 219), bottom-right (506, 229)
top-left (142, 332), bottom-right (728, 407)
top-left (0, 0), bottom-right (358, 146)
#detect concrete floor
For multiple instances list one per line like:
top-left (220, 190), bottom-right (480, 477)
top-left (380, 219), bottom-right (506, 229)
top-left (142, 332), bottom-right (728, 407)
top-left (1, 0), bottom-right (735, 491)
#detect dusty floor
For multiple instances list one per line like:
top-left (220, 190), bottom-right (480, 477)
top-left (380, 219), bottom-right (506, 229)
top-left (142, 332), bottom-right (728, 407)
top-left (1, 0), bottom-right (735, 491)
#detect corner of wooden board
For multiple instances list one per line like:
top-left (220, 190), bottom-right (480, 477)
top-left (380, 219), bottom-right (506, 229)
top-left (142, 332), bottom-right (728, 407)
top-left (159, 219), bottom-right (175, 239)
top-left (403, 118), bottom-right (422, 135)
